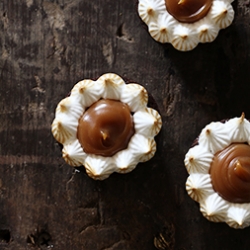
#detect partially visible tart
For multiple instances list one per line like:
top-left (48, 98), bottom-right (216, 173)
top-left (184, 113), bottom-right (250, 228)
top-left (138, 0), bottom-right (235, 51)
top-left (51, 73), bottom-right (162, 180)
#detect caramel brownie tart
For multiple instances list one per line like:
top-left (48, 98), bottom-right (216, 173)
top-left (51, 73), bottom-right (162, 180)
top-left (138, 0), bottom-right (235, 51)
top-left (184, 113), bottom-right (250, 229)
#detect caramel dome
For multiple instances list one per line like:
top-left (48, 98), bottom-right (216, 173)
top-left (165, 0), bottom-right (213, 23)
top-left (77, 99), bottom-right (135, 157)
top-left (210, 143), bottom-right (250, 203)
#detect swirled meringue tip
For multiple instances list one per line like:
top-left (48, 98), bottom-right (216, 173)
top-left (138, 0), bottom-right (235, 51)
top-left (51, 73), bottom-right (162, 180)
top-left (184, 114), bottom-right (250, 228)
top-left (186, 173), bottom-right (213, 202)
top-left (226, 204), bottom-right (250, 229)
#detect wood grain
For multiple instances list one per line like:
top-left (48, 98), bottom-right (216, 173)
top-left (1, 0), bottom-right (250, 249)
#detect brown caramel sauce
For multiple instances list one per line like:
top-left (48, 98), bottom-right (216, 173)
top-left (210, 143), bottom-right (250, 203)
top-left (77, 99), bottom-right (135, 157)
top-left (165, 0), bottom-right (213, 23)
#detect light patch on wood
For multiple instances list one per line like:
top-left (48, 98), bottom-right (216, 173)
top-left (0, 155), bottom-right (62, 165)
top-left (43, 1), bottom-right (65, 30)
top-left (102, 42), bottom-right (114, 67)
top-left (26, 0), bottom-right (33, 7)
top-left (32, 76), bottom-right (45, 93)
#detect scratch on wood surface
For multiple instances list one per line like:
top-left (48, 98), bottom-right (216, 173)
top-left (163, 80), bottom-right (181, 117)
top-left (116, 23), bottom-right (134, 43)
top-left (66, 170), bottom-right (77, 201)
top-left (32, 76), bottom-right (46, 93)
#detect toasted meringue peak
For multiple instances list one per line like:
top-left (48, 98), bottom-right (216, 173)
top-left (210, 0), bottom-right (234, 29)
top-left (62, 140), bottom-right (87, 167)
top-left (71, 79), bottom-right (104, 107)
top-left (140, 138), bottom-right (157, 162)
top-left (56, 97), bottom-right (84, 119)
top-left (171, 24), bottom-right (199, 51)
top-left (129, 134), bottom-right (157, 162)
top-left (199, 121), bottom-right (230, 153)
top-left (52, 97), bottom-right (84, 144)
top-left (120, 83), bottom-right (148, 112)
top-left (138, 0), bottom-right (166, 23)
top-left (185, 115), bottom-right (250, 228)
top-left (200, 193), bottom-right (229, 222)
top-left (51, 73), bottom-right (162, 180)
top-left (148, 13), bottom-right (177, 43)
top-left (227, 204), bottom-right (250, 229)
top-left (186, 174), bottom-right (213, 202)
top-left (197, 18), bottom-right (219, 43)
top-left (98, 73), bottom-right (125, 100)
top-left (184, 145), bottom-right (214, 174)
top-left (138, 0), bottom-right (235, 51)
top-left (133, 108), bottom-right (162, 137)
top-left (84, 155), bottom-right (115, 180)
top-left (224, 114), bottom-right (250, 143)
top-left (51, 117), bottom-right (78, 144)
top-left (114, 149), bottom-right (141, 174)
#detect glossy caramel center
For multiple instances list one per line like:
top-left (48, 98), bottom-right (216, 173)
top-left (210, 144), bottom-right (250, 203)
top-left (165, 0), bottom-right (212, 23)
top-left (77, 99), bottom-right (135, 157)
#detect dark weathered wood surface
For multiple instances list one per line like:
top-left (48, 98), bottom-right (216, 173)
top-left (1, 0), bottom-right (250, 249)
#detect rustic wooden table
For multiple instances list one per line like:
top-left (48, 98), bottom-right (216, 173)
top-left (1, 0), bottom-right (250, 249)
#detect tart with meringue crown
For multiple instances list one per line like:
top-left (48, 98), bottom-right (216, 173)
top-left (51, 73), bottom-right (162, 180)
top-left (138, 0), bottom-right (235, 51)
top-left (184, 113), bottom-right (250, 229)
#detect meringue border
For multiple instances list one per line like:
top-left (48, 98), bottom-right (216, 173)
top-left (51, 73), bottom-right (162, 180)
top-left (138, 0), bottom-right (235, 51)
top-left (184, 114), bottom-right (250, 229)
